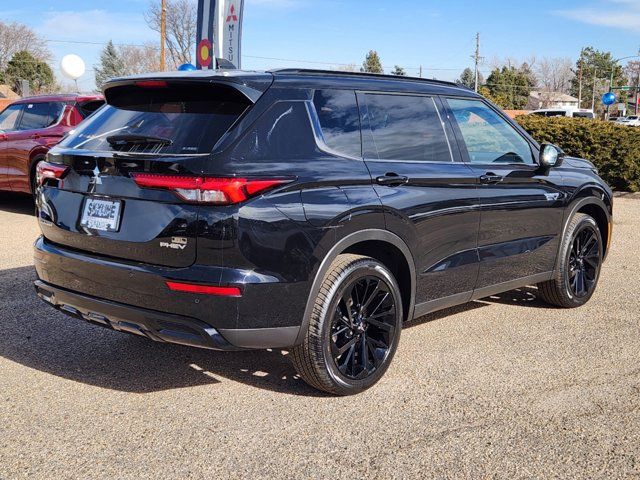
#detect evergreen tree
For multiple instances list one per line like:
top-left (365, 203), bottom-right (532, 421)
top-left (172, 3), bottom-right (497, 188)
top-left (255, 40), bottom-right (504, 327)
top-left (391, 65), bottom-right (406, 76)
top-left (361, 50), bottom-right (383, 74)
top-left (5, 50), bottom-right (54, 94)
top-left (570, 47), bottom-right (625, 111)
top-left (484, 65), bottom-right (535, 109)
top-left (458, 67), bottom-right (484, 89)
top-left (94, 40), bottom-right (127, 89)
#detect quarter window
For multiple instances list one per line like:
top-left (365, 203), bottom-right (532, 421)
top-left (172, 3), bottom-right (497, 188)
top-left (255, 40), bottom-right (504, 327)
top-left (362, 93), bottom-right (451, 162)
top-left (0, 104), bottom-right (23, 131)
top-left (447, 98), bottom-right (534, 164)
top-left (313, 90), bottom-right (361, 158)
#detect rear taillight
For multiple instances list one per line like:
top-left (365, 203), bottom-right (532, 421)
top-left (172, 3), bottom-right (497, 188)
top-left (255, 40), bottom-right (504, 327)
top-left (36, 162), bottom-right (70, 187)
top-left (130, 173), bottom-right (289, 205)
top-left (166, 281), bottom-right (242, 297)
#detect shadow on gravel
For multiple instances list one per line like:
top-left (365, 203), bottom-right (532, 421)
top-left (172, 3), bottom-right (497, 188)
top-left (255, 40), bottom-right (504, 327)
top-left (0, 265), bottom-right (325, 397)
top-left (481, 287), bottom-right (551, 309)
top-left (0, 193), bottom-right (35, 216)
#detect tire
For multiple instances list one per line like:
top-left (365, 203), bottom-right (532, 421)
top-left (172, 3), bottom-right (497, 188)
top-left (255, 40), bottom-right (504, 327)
top-left (292, 254), bottom-right (403, 395)
top-left (537, 213), bottom-right (603, 308)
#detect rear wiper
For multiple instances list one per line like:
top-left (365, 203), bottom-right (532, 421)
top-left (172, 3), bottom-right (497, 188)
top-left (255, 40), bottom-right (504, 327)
top-left (106, 134), bottom-right (173, 147)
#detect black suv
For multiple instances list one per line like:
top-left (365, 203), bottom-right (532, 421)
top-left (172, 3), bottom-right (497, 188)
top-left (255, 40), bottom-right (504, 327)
top-left (33, 69), bottom-right (612, 395)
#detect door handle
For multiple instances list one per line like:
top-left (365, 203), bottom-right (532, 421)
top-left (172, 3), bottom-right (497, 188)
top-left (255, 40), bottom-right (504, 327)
top-left (31, 133), bottom-right (41, 139)
top-left (479, 173), bottom-right (504, 184)
top-left (376, 173), bottom-right (409, 186)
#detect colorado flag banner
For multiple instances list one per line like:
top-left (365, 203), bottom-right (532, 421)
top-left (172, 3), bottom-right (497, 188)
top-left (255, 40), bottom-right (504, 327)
top-left (196, 0), bottom-right (216, 69)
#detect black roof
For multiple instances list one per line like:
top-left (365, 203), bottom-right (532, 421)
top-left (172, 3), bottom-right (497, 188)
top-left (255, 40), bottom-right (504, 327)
top-left (269, 68), bottom-right (477, 96)
top-left (106, 67), bottom-right (478, 98)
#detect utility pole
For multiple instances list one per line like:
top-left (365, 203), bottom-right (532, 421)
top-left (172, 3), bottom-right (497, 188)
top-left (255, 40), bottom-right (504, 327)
top-left (577, 59), bottom-right (583, 108)
top-left (591, 67), bottom-right (598, 113)
top-left (160, 0), bottom-right (167, 71)
top-left (472, 32), bottom-right (482, 92)
top-left (419, 65), bottom-right (423, 78)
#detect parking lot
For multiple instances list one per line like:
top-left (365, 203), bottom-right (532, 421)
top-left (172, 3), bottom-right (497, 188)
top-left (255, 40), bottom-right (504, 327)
top-left (0, 193), bottom-right (638, 479)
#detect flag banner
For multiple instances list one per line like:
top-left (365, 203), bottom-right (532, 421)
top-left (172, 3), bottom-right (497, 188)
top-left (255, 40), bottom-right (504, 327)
top-left (196, 0), bottom-right (216, 69)
top-left (215, 0), bottom-right (244, 69)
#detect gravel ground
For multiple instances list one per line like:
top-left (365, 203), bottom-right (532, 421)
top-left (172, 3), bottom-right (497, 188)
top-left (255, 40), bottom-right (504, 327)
top-left (0, 194), bottom-right (638, 479)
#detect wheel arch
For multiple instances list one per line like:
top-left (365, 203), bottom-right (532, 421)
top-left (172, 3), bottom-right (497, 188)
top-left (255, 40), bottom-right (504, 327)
top-left (294, 229), bottom-right (416, 345)
top-left (562, 195), bottom-right (612, 261)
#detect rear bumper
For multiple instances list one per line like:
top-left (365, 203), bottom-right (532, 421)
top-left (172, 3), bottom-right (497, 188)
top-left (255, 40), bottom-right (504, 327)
top-left (35, 279), bottom-right (241, 350)
top-left (33, 236), bottom-right (303, 350)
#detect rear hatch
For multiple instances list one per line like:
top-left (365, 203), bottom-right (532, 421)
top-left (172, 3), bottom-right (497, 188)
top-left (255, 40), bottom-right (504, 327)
top-left (37, 75), bottom-right (270, 267)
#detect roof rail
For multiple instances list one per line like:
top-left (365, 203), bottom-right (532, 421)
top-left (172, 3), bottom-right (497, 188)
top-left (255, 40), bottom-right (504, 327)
top-left (269, 68), bottom-right (462, 88)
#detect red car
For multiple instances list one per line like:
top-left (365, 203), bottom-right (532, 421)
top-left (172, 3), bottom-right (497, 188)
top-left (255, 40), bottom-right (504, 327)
top-left (0, 94), bottom-right (104, 194)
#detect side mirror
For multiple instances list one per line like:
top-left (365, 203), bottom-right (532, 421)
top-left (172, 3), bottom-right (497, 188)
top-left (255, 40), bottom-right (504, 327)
top-left (539, 143), bottom-right (564, 169)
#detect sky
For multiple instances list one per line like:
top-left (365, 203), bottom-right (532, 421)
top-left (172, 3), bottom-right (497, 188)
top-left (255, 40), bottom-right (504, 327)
top-left (2, 0), bottom-right (640, 91)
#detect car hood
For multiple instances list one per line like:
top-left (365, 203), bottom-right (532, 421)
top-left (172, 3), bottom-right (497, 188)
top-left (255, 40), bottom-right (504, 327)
top-left (563, 156), bottom-right (597, 170)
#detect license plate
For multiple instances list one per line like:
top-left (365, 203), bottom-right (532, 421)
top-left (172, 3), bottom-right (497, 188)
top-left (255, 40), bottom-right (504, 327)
top-left (80, 197), bottom-right (122, 232)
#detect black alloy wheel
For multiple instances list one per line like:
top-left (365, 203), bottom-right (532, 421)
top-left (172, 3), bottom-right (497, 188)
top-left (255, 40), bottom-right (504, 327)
top-left (330, 275), bottom-right (397, 380)
top-left (567, 223), bottom-right (601, 298)
top-left (538, 213), bottom-right (604, 308)
top-left (292, 254), bottom-right (403, 395)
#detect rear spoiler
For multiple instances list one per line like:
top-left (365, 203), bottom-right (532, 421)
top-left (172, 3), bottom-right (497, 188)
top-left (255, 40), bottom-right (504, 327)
top-left (103, 71), bottom-right (274, 104)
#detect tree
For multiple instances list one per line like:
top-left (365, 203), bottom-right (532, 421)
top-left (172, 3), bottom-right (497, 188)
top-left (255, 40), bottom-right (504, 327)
top-left (119, 43), bottom-right (161, 75)
top-left (0, 21), bottom-right (50, 72)
top-left (361, 50), bottom-right (383, 74)
top-left (625, 60), bottom-right (640, 114)
top-left (94, 41), bottom-right (127, 89)
top-left (145, 0), bottom-right (197, 69)
top-left (484, 65), bottom-right (535, 109)
top-left (4, 50), bottom-right (54, 95)
top-left (391, 65), bottom-right (406, 76)
top-left (570, 47), bottom-right (625, 111)
top-left (536, 57), bottom-right (574, 94)
top-left (458, 67), bottom-right (483, 89)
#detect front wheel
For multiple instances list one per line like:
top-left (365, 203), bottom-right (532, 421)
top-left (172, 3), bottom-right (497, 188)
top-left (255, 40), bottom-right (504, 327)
top-left (292, 254), bottom-right (403, 395)
top-left (537, 213), bottom-right (603, 308)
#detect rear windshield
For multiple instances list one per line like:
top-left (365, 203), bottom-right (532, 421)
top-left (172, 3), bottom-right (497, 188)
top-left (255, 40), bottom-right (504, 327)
top-left (58, 83), bottom-right (250, 155)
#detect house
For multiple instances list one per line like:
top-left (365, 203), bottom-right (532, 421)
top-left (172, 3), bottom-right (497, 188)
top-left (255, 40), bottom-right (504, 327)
top-left (0, 84), bottom-right (20, 111)
top-left (527, 91), bottom-right (579, 110)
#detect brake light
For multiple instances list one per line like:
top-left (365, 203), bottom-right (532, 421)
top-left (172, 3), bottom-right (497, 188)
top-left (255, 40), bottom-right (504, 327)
top-left (166, 281), bottom-right (242, 297)
top-left (135, 80), bottom-right (168, 88)
top-left (131, 173), bottom-right (289, 205)
top-left (36, 161), bottom-right (69, 186)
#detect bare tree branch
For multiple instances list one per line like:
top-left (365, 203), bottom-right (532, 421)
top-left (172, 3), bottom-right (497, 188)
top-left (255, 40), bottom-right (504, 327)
top-left (144, 0), bottom-right (197, 69)
top-left (0, 21), bottom-right (51, 71)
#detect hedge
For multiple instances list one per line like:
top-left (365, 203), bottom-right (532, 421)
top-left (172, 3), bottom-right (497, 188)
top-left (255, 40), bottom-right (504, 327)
top-left (515, 115), bottom-right (640, 192)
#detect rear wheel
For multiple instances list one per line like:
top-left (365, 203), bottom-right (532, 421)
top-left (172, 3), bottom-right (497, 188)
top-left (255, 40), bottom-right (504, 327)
top-left (538, 213), bottom-right (603, 308)
top-left (292, 254), bottom-right (403, 395)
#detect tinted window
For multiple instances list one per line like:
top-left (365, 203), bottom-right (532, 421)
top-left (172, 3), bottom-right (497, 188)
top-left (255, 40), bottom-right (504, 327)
top-left (77, 99), bottom-right (106, 118)
top-left (19, 103), bottom-right (52, 130)
top-left (59, 84), bottom-right (250, 155)
top-left (0, 104), bottom-right (23, 131)
top-left (362, 94), bottom-right (451, 162)
top-left (313, 90), bottom-right (361, 158)
top-left (447, 98), bottom-right (534, 164)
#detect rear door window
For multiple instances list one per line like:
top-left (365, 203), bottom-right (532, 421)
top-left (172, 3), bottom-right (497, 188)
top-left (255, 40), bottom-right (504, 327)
top-left (446, 98), bottom-right (534, 165)
top-left (19, 102), bottom-right (56, 130)
top-left (0, 104), bottom-right (23, 131)
top-left (312, 90), bottom-right (361, 158)
top-left (59, 83), bottom-right (251, 155)
top-left (360, 93), bottom-right (452, 162)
